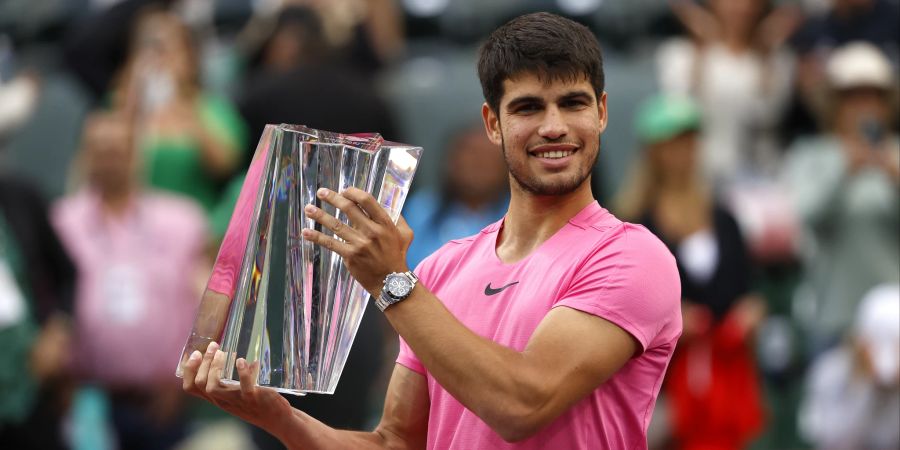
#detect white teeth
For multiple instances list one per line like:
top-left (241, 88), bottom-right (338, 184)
top-left (535, 150), bottom-right (574, 159)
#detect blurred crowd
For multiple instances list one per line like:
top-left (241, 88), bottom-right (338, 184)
top-left (0, 0), bottom-right (897, 449)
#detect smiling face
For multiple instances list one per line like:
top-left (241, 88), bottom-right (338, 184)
top-left (482, 72), bottom-right (607, 197)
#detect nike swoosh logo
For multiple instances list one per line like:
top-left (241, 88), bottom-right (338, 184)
top-left (484, 281), bottom-right (519, 296)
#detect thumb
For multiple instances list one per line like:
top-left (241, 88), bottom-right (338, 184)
top-left (397, 215), bottom-right (414, 244)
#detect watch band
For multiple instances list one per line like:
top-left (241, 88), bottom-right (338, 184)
top-left (374, 291), bottom-right (393, 312)
top-left (375, 271), bottom-right (418, 312)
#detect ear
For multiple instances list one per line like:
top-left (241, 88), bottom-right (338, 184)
top-left (481, 103), bottom-right (503, 146)
top-left (597, 92), bottom-right (609, 134)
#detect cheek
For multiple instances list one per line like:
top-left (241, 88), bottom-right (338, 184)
top-left (573, 114), bottom-right (602, 136)
top-left (498, 129), bottom-right (525, 156)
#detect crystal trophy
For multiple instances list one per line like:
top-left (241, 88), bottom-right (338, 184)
top-left (176, 124), bottom-right (422, 394)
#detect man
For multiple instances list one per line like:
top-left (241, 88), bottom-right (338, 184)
top-left (184, 12), bottom-right (681, 449)
top-left (53, 112), bottom-right (208, 449)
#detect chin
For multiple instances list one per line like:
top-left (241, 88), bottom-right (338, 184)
top-left (514, 173), bottom-right (588, 196)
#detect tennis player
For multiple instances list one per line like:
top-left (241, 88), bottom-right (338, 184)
top-left (184, 12), bottom-right (681, 449)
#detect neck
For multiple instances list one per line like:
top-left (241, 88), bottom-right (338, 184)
top-left (99, 186), bottom-right (134, 217)
top-left (655, 179), bottom-right (710, 218)
top-left (496, 179), bottom-right (595, 264)
top-left (660, 175), bottom-right (696, 193)
top-left (722, 31), bottom-right (751, 53)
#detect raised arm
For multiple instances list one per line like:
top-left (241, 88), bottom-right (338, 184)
top-left (182, 346), bottom-right (429, 449)
top-left (301, 187), bottom-right (639, 442)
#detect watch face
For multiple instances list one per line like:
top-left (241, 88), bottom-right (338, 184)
top-left (386, 274), bottom-right (413, 298)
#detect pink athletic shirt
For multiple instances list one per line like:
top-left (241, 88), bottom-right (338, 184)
top-left (397, 202), bottom-right (682, 449)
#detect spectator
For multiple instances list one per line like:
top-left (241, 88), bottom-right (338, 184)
top-left (658, 0), bottom-right (799, 185)
top-left (616, 94), bottom-right (767, 450)
top-left (798, 283), bottom-right (900, 450)
top-left (0, 174), bottom-right (75, 450)
top-left (783, 42), bottom-right (900, 351)
top-left (111, 7), bottom-right (247, 214)
top-left (788, 0), bottom-right (900, 137)
top-left (237, 5), bottom-right (398, 150)
top-left (238, 0), bottom-right (405, 81)
top-left (51, 112), bottom-right (208, 450)
top-left (404, 122), bottom-right (509, 268)
top-left (63, 0), bottom-right (177, 102)
top-left (0, 39), bottom-right (76, 449)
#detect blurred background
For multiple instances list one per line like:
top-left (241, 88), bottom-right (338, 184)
top-left (0, 0), bottom-right (898, 449)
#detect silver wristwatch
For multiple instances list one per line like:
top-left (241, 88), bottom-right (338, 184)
top-left (375, 271), bottom-right (418, 312)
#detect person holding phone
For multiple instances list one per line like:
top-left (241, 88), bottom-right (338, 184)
top-left (783, 42), bottom-right (900, 353)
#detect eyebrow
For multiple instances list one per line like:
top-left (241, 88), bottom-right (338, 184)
top-left (559, 90), bottom-right (595, 104)
top-left (505, 95), bottom-right (544, 111)
top-left (505, 90), bottom-right (595, 111)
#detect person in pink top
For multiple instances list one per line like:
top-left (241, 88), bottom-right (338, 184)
top-left (52, 112), bottom-right (208, 449)
top-left (184, 12), bottom-right (682, 449)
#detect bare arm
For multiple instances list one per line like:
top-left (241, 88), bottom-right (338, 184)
top-left (182, 346), bottom-right (429, 449)
top-left (668, 0), bottom-right (720, 44)
top-left (387, 296), bottom-right (636, 442)
top-left (302, 187), bottom-right (638, 442)
top-left (178, 101), bottom-right (241, 178)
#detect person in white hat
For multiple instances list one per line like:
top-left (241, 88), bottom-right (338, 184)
top-left (782, 41), bottom-right (900, 352)
top-left (798, 283), bottom-right (900, 450)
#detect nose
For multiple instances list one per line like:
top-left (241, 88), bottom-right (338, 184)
top-left (538, 106), bottom-right (568, 140)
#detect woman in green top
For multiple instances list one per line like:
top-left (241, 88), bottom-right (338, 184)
top-left (112, 8), bottom-right (247, 213)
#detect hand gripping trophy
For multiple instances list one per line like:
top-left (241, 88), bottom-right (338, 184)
top-left (176, 125), bottom-right (422, 394)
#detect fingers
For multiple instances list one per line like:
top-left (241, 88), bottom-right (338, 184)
top-left (192, 342), bottom-right (219, 394)
top-left (301, 228), bottom-right (353, 256)
top-left (397, 215), bottom-right (414, 244)
top-left (181, 350), bottom-right (203, 394)
top-left (304, 204), bottom-right (362, 243)
top-left (237, 358), bottom-right (259, 394)
top-left (338, 187), bottom-right (393, 226)
top-left (315, 188), bottom-right (371, 226)
top-left (206, 347), bottom-right (228, 396)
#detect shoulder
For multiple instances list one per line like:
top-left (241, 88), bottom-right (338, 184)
top-left (786, 135), bottom-right (841, 160)
top-left (574, 205), bottom-right (675, 268)
top-left (712, 204), bottom-right (742, 232)
top-left (586, 221), bottom-right (677, 281)
top-left (784, 135), bottom-right (845, 176)
top-left (0, 174), bottom-right (46, 208)
top-left (562, 213), bottom-right (682, 350)
top-left (143, 191), bottom-right (208, 230)
top-left (50, 190), bottom-right (91, 227)
top-left (807, 346), bottom-right (854, 391)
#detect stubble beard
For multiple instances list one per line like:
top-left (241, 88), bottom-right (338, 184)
top-left (501, 136), bottom-right (600, 196)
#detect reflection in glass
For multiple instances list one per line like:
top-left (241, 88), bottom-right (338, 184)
top-left (176, 125), bottom-right (422, 394)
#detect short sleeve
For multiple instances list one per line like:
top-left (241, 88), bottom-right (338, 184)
top-left (397, 335), bottom-right (426, 375)
top-left (553, 224), bottom-right (681, 353)
top-left (394, 251), bottom-right (443, 374)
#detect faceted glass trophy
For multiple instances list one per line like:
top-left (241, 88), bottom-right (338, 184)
top-left (176, 124), bottom-right (422, 394)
